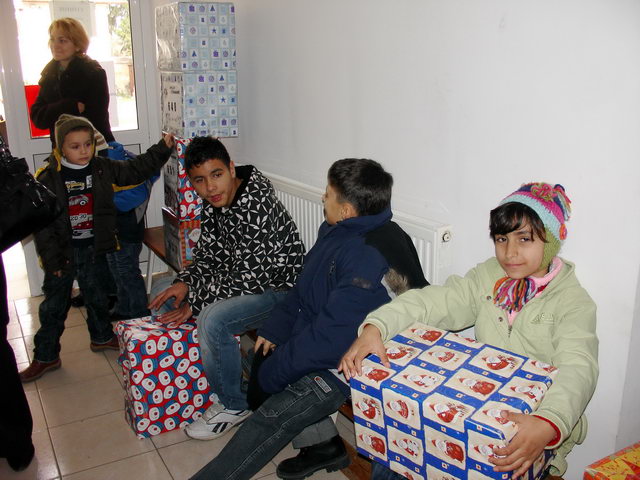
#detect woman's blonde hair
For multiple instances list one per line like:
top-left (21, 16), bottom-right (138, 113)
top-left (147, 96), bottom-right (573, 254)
top-left (48, 17), bottom-right (90, 54)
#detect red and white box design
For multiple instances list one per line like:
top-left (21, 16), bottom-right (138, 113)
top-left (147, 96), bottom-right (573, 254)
top-left (350, 324), bottom-right (558, 480)
top-left (116, 317), bottom-right (216, 438)
top-left (163, 136), bottom-right (202, 221)
top-left (162, 206), bottom-right (201, 272)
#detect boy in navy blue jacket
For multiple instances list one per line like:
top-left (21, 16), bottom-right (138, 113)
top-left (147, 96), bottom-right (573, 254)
top-left (190, 159), bottom-right (428, 480)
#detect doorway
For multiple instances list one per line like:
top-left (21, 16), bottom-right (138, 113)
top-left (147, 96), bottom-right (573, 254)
top-left (0, 0), bottom-right (158, 296)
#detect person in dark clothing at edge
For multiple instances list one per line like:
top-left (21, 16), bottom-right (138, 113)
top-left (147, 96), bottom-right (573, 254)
top-left (190, 158), bottom-right (428, 480)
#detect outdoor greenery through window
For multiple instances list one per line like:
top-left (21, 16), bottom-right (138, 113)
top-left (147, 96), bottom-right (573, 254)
top-left (13, 0), bottom-right (138, 137)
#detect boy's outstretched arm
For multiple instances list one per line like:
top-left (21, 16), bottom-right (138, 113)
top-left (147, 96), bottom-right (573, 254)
top-left (490, 412), bottom-right (557, 478)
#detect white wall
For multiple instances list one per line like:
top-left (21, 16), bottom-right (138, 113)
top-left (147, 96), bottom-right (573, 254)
top-left (148, 0), bottom-right (640, 476)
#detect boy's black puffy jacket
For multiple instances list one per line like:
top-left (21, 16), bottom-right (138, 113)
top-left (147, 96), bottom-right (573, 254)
top-left (34, 140), bottom-right (172, 273)
top-left (257, 207), bottom-right (428, 394)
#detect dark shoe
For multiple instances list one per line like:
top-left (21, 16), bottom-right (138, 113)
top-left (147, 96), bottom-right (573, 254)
top-left (19, 359), bottom-right (61, 383)
top-left (90, 336), bottom-right (120, 352)
top-left (276, 436), bottom-right (350, 479)
top-left (7, 443), bottom-right (35, 471)
top-left (70, 293), bottom-right (84, 307)
top-left (108, 295), bottom-right (118, 313)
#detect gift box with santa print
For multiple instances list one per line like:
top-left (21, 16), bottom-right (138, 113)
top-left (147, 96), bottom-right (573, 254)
top-left (350, 323), bottom-right (557, 480)
top-left (162, 207), bottom-right (200, 271)
top-left (115, 317), bottom-right (216, 438)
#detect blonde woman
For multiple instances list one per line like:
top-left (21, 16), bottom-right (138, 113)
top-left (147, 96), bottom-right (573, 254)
top-left (31, 17), bottom-right (114, 147)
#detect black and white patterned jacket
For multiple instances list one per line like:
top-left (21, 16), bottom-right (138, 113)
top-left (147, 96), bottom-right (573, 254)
top-left (176, 165), bottom-right (305, 315)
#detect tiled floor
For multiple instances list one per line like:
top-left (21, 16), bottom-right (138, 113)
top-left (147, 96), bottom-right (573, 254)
top-left (2, 295), bottom-right (354, 479)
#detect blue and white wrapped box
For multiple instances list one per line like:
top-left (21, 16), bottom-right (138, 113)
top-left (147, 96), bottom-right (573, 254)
top-left (161, 71), bottom-right (238, 138)
top-left (350, 324), bottom-right (557, 480)
top-left (115, 318), bottom-right (216, 438)
top-left (156, 2), bottom-right (236, 72)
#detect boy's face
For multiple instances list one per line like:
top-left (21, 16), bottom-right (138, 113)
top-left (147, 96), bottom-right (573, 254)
top-left (322, 182), bottom-right (347, 225)
top-left (494, 222), bottom-right (546, 279)
top-left (61, 130), bottom-right (93, 166)
top-left (187, 158), bottom-right (238, 208)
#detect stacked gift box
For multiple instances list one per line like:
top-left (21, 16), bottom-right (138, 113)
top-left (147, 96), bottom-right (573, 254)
top-left (350, 323), bottom-right (558, 480)
top-left (116, 318), bottom-right (216, 438)
top-left (156, 2), bottom-right (238, 139)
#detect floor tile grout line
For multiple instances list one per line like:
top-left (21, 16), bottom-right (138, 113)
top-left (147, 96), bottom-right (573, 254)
top-left (36, 370), bottom-right (121, 393)
top-left (56, 449), bottom-right (163, 479)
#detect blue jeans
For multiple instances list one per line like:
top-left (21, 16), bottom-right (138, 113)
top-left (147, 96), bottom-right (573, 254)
top-left (150, 277), bottom-right (287, 410)
top-left (106, 241), bottom-right (149, 318)
top-left (190, 372), bottom-right (347, 480)
top-left (370, 461), bottom-right (405, 480)
top-left (35, 246), bottom-right (114, 362)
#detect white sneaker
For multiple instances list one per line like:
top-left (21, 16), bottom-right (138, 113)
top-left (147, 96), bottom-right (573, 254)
top-left (185, 405), bottom-right (251, 440)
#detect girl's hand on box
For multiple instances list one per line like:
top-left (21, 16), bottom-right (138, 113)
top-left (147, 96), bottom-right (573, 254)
top-left (338, 323), bottom-right (388, 381)
top-left (163, 133), bottom-right (175, 149)
top-left (490, 412), bottom-right (557, 478)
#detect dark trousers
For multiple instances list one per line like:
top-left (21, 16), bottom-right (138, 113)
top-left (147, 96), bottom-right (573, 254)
top-left (106, 241), bottom-right (149, 318)
top-left (191, 371), bottom-right (346, 480)
top-left (35, 245), bottom-right (114, 362)
top-left (0, 257), bottom-right (33, 459)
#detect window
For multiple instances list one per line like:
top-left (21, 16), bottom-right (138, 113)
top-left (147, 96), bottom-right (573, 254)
top-left (13, 0), bottom-right (138, 137)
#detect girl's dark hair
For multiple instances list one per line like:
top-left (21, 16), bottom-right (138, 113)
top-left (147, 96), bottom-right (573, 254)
top-left (489, 202), bottom-right (547, 242)
top-left (328, 158), bottom-right (393, 216)
top-left (184, 136), bottom-right (231, 172)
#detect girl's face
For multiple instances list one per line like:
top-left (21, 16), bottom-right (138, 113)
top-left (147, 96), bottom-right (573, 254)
top-left (61, 130), bottom-right (93, 166)
top-left (494, 222), bottom-right (546, 279)
top-left (49, 28), bottom-right (78, 65)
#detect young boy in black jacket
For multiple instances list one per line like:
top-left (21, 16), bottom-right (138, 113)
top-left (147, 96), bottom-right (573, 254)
top-left (19, 114), bottom-right (173, 382)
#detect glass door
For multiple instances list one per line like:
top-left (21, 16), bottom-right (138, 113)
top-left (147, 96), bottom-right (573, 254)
top-left (0, 0), bottom-right (155, 296)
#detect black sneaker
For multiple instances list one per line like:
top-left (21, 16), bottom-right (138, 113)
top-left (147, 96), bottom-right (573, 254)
top-left (276, 435), bottom-right (350, 479)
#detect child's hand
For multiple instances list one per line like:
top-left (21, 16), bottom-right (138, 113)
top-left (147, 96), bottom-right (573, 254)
top-left (255, 336), bottom-right (276, 356)
top-left (490, 412), bottom-right (557, 478)
top-left (162, 133), bottom-right (175, 149)
top-left (338, 323), bottom-right (388, 380)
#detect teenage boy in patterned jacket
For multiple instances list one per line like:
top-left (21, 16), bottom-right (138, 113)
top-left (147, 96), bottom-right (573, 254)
top-left (149, 136), bottom-right (305, 439)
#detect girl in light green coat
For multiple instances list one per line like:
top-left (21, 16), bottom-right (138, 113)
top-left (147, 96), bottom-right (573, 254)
top-left (340, 182), bottom-right (598, 480)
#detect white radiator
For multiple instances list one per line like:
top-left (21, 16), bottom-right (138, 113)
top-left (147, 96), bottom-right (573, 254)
top-left (266, 172), bottom-right (453, 285)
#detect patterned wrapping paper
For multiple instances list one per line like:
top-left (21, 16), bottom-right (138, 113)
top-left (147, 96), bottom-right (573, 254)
top-left (350, 323), bottom-right (557, 480)
top-left (156, 2), bottom-right (236, 72)
top-left (584, 442), bottom-right (640, 480)
top-left (163, 136), bottom-right (202, 221)
top-left (161, 71), bottom-right (238, 138)
top-left (162, 206), bottom-right (201, 271)
top-left (115, 318), bottom-right (216, 438)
